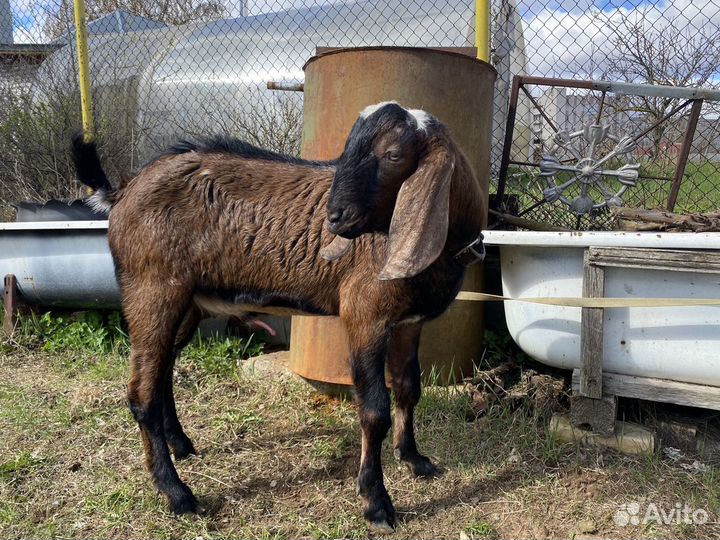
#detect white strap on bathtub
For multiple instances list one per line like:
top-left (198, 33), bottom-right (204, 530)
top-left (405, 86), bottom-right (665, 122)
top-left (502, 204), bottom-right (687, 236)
top-left (455, 291), bottom-right (720, 308)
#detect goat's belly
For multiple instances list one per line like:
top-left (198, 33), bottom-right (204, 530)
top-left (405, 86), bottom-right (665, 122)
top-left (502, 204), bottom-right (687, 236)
top-left (193, 292), bottom-right (329, 318)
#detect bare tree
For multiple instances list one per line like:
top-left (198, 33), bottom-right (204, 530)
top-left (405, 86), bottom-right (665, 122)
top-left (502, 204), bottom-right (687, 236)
top-left (44, 0), bottom-right (226, 39)
top-left (602, 11), bottom-right (720, 160)
top-left (183, 88), bottom-right (304, 157)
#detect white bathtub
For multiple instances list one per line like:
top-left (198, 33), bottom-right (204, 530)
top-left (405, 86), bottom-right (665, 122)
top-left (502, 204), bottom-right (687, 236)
top-left (483, 231), bottom-right (720, 387)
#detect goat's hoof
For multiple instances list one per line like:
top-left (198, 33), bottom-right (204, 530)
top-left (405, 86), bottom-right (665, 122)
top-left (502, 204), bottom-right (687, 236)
top-left (169, 489), bottom-right (201, 515)
top-left (170, 437), bottom-right (198, 461)
top-left (408, 455), bottom-right (439, 478)
top-left (368, 519), bottom-right (395, 534)
top-left (364, 494), bottom-right (396, 533)
top-left (395, 449), bottom-right (439, 478)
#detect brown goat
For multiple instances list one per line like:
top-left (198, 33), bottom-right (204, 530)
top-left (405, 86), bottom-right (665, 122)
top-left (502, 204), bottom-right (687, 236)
top-left (71, 101), bottom-right (486, 532)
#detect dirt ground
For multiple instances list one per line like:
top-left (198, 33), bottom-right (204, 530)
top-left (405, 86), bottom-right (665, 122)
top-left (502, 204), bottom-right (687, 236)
top-left (1, 347), bottom-right (719, 539)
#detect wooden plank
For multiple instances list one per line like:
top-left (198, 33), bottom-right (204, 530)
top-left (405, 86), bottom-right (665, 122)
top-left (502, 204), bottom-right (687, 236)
top-left (588, 247), bottom-right (720, 274)
top-left (580, 250), bottom-right (604, 398)
top-left (570, 394), bottom-right (617, 437)
top-left (3, 274), bottom-right (18, 337)
top-left (572, 369), bottom-right (720, 411)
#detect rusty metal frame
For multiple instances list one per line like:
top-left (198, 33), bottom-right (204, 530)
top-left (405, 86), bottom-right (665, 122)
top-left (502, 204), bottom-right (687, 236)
top-left (3, 274), bottom-right (19, 337)
top-left (496, 76), bottom-right (719, 215)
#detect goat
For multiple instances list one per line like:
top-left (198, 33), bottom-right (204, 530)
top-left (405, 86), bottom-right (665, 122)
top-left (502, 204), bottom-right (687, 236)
top-left (71, 101), bottom-right (486, 532)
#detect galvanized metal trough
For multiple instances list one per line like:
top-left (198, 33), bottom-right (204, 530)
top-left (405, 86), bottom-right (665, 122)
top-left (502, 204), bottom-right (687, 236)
top-left (0, 221), bottom-right (120, 308)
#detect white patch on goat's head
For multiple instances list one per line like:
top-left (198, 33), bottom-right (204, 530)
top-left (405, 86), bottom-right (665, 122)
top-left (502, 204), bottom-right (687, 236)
top-left (359, 100), bottom-right (399, 119)
top-left (407, 108), bottom-right (431, 132)
top-left (86, 189), bottom-right (112, 214)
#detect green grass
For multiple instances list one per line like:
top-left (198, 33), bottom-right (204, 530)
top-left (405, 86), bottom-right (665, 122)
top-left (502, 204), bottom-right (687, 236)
top-left (14, 310), bottom-right (265, 380)
top-left (311, 433), bottom-right (352, 461)
top-left (1, 311), bottom-right (719, 539)
top-left (183, 332), bottom-right (264, 377)
top-left (0, 451), bottom-right (44, 480)
top-left (501, 160), bottom-right (720, 230)
top-left (19, 310), bottom-right (129, 355)
top-left (465, 519), bottom-right (499, 538)
top-left (674, 161), bottom-right (720, 214)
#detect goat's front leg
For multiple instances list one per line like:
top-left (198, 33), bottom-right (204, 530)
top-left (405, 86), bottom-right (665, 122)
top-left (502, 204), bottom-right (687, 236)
top-left (387, 323), bottom-right (438, 477)
top-left (345, 321), bottom-right (395, 532)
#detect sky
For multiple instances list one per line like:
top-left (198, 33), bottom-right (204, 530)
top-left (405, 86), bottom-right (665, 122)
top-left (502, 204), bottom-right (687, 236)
top-left (517, 0), bottom-right (720, 79)
top-left (7, 0), bottom-right (720, 83)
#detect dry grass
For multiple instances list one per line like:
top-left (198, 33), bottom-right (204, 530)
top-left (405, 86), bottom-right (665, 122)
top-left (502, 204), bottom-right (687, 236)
top-left (0, 345), bottom-right (719, 539)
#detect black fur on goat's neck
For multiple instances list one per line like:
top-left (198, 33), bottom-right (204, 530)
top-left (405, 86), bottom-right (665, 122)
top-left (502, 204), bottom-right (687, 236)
top-left (146, 135), bottom-right (334, 168)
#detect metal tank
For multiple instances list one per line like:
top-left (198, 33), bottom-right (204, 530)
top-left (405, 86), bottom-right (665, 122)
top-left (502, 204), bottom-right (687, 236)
top-left (37, 0), bottom-right (477, 162)
top-left (289, 47), bottom-right (496, 386)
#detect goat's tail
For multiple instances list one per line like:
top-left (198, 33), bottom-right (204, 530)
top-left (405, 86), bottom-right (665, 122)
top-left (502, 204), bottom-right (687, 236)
top-left (71, 132), bottom-right (115, 213)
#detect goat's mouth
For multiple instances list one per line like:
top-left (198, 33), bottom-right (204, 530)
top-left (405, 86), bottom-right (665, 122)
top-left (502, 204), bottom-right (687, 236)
top-left (326, 216), bottom-right (367, 239)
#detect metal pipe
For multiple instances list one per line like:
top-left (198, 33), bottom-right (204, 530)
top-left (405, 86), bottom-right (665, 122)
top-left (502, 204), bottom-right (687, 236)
top-left (522, 84), bottom-right (559, 133)
top-left (595, 91), bottom-right (606, 125)
top-left (495, 76), bottom-right (521, 205)
top-left (267, 80), bottom-right (304, 92)
top-left (630, 99), bottom-right (693, 144)
top-left (73, 0), bottom-right (94, 139)
top-left (515, 75), bottom-right (720, 102)
top-left (667, 99), bottom-right (704, 211)
top-left (475, 0), bottom-right (489, 61)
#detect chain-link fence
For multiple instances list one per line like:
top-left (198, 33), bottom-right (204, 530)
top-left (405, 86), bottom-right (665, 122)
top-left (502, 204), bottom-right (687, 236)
top-left (1, 0), bottom-right (719, 228)
top-left (497, 77), bottom-right (720, 230)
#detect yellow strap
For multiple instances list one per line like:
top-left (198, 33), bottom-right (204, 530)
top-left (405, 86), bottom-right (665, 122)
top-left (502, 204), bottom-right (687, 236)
top-left (455, 291), bottom-right (720, 308)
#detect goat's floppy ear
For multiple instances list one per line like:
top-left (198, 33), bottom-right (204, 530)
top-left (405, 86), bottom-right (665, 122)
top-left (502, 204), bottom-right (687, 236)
top-left (320, 235), bottom-right (353, 261)
top-left (379, 138), bottom-right (454, 280)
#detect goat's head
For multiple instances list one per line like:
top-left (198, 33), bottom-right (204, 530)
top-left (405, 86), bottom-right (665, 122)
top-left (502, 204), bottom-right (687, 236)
top-left (324, 101), bottom-right (457, 280)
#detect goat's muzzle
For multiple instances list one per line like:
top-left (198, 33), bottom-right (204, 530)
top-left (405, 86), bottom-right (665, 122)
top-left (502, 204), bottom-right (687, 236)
top-left (326, 205), bottom-right (366, 238)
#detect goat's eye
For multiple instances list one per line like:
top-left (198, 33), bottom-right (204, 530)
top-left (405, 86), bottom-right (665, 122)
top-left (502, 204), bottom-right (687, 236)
top-left (385, 151), bottom-right (400, 162)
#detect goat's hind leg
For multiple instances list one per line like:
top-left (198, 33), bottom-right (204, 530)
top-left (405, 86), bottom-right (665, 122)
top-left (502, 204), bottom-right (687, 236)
top-left (388, 323), bottom-right (438, 478)
top-left (125, 282), bottom-right (199, 514)
top-left (164, 306), bottom-right (201, 461)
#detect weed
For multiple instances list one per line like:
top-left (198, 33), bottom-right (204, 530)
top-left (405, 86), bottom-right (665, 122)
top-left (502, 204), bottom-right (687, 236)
top-left (478, 329), bottom-right (532, 370)
top-left (83, 485), bottom-right (138, 518)
top-left (0, 502), bottom-right (16, 526)
top-left (303, 513), bottom-right (365, 539)
top-left (183, 333), bottom-right (265, 377)
top-left (213, 410), bottom-right (265, 433)
top-left (19, 311), bottom-right (129, 355)
top-left (465, 519), bottom-right (499, 539)
top-left (312, 434), bottom-right (352, 461)
top-left (10, 310), bottom-right (264, 379)
top-left (0, 451), bottom-right (44, 480)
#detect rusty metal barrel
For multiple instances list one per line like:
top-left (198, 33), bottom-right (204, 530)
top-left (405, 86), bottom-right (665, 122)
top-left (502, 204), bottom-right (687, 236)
top-left (290, 47), bottom-right (496, 387)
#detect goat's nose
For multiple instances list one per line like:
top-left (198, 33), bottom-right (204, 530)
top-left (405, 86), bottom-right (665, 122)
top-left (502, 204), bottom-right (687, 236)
top-left (328, 208), bottom-right (344, 224)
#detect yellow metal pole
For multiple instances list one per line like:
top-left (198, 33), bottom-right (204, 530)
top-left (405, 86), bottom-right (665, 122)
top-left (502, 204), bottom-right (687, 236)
top-left (73, 0), bottom-right (94, 140)
top-left (476, 0), bottom-right (490, 62)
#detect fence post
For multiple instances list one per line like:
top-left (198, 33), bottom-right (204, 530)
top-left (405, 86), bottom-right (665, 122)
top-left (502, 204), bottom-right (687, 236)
top-left (476, 0), bottom-right (490, 62)
top-left (73, 0), bottom-right (94, 140)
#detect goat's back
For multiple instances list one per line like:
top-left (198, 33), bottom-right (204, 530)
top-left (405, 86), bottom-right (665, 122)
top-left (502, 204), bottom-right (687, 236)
top-left (108, 151), bottom-right (383, 314)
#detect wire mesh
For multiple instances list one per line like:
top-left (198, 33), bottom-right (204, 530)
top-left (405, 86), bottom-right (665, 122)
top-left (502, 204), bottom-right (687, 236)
top-left (1, 0), bottom-right (719, 228)
top-left (499, 79), bottom-right (720, 230)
